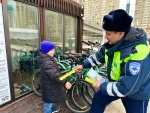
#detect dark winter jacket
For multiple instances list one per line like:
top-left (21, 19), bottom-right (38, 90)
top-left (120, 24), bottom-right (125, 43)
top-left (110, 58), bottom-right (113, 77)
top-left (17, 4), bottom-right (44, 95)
top-left (82, 27), bottom-right (150, 100)
top-left (37, 50), bottom-right (67, 103)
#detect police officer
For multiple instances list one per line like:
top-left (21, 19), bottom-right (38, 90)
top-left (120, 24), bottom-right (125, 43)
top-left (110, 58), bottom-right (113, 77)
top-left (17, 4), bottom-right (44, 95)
top-left (74, 9), bottom-right (150, 113)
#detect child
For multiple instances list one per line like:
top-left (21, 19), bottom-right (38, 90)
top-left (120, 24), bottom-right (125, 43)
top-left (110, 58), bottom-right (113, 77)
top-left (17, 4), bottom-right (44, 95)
top-left (37, 40), bottom-right (72, 113)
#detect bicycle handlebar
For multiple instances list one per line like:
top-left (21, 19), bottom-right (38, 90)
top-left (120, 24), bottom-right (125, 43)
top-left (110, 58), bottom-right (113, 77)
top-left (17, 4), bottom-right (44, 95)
top-left (82, 48), bottom-right (92, 51)
top-left (88, 41), bottom-right (95, 45)
top-left (81, 40), bottom-right (90, 46)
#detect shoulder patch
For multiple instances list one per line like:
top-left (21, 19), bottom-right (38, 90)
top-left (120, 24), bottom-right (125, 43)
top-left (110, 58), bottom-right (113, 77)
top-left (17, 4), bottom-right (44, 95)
top-left (129, 62), bottom-right (140, 75)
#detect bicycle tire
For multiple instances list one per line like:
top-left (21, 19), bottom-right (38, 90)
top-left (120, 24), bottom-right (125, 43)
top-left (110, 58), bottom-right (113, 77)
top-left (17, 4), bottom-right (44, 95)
top-left (31, 69), bottom-right (42, 96)
top-left (81, 83), bottom-right (96, 105)
top-left (71, 80), bottom-right (96, 111)
top-left (65, 80), bottom-right (95, 113)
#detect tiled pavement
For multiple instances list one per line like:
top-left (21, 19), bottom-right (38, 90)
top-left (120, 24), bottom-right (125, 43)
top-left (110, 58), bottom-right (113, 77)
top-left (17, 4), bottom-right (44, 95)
top-left (0, 93), bottom-right (70, 113)
top-left (0, 93), bottom-right (150, 113)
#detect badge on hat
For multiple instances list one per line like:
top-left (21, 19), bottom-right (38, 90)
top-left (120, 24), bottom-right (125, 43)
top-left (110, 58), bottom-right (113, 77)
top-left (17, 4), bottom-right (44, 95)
top-left (102, 21), bottom-right (105, 25)
top-left (129, 62), bottom-right (140, 75)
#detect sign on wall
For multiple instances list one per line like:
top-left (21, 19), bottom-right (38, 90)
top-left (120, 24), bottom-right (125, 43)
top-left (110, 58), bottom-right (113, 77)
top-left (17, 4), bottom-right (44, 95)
top-left (0, 0), bottom-right (11, 106)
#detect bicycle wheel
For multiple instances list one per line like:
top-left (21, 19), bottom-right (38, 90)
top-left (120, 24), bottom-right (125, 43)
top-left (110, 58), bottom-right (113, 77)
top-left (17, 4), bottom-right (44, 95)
top-left (65, 80), bottom-right (96, 113)
top-left (31, 69), bottom-right (42, 96)
top-left (71, 80), bottom-right (96, 111)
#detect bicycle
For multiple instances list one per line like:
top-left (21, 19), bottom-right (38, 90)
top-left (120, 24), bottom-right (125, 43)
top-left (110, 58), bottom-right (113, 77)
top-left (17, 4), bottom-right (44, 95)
top-left (20, 44), bottom-right (39, 74)
top-left (62, 53), bottom-right (108, 113)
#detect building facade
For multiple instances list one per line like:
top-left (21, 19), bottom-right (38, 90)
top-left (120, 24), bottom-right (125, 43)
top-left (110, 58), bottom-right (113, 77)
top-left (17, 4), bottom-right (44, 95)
top-left (79, 0), bottom-right (150, 39)
top-left (80, 0), bottom-right (120, 26)
top-left (132, 0), bottom-right (150, 38)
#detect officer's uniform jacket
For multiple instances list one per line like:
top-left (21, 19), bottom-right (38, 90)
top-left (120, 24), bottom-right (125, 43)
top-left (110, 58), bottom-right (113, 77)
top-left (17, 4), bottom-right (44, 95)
top-left (82, 27), bottom-right (150, 100)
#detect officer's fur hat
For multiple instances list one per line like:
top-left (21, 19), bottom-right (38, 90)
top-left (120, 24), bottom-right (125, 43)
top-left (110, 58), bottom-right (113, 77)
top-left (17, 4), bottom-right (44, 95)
top-left (102, 9), bottom-right (133, 32)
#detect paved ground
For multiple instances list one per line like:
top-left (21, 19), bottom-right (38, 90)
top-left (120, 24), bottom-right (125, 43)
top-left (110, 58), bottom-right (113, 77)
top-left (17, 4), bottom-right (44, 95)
top-left (0, 92), bottom-right (150, 113)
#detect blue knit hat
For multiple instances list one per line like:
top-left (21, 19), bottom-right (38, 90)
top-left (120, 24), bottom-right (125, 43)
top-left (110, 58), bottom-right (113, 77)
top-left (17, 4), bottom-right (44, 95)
top-left (102, 9), bottom-right (133, 32)
top-left (41, 40), bottom-right (56, 53)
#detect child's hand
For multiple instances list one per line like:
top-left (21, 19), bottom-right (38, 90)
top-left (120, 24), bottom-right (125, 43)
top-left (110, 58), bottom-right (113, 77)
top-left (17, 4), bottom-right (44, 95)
top-left (65, 82), bottom-right (72, 89)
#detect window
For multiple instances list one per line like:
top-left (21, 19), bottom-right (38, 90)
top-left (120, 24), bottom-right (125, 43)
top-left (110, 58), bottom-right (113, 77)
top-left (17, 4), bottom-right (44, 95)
top-left (7, 0), bottom-right (39, 98)
top-left (64, 15), bottom-right (77, 52)
top-left (46, 10), bottom-right (77, 53)
top-left (46, 10), bottom-right (63, 51)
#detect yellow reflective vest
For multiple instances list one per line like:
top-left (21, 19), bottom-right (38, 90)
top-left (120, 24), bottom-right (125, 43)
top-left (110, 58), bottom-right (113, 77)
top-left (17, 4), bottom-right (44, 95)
top-left (105, 44), bottom-right (150, 81)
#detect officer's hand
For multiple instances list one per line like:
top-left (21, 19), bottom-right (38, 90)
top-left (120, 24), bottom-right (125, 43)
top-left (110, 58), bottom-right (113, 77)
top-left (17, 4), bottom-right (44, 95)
top-left (73, 65), bottom-right (83, 72)
top-left (92, 77), bottom-right (101, 89)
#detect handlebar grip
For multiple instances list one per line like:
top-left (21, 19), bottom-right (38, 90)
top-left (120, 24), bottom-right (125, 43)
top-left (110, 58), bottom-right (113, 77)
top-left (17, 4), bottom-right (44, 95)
top-left (81, 40), bottom-right (90, 46)
top-left (95, 42), bottom-right (100, 45)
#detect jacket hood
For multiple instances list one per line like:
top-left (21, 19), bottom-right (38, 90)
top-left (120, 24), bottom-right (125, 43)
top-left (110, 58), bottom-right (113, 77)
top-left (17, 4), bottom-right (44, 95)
top-left (120, 27), bottom-right (147, 59)
top-left (123, 27), bottom-right (147, 46)
top-left (37, 50), bottom-right (54, 65)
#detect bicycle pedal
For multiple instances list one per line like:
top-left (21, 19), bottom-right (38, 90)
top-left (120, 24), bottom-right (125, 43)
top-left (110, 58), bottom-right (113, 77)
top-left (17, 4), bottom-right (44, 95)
top-left (81, 106), bottom-right (88, 110)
